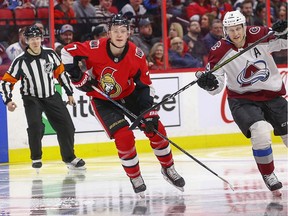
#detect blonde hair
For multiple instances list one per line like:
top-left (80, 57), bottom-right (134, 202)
top-left (169, 22), bottom-right (184, 38)
top-left (148, 42), bottom-right (164, 63)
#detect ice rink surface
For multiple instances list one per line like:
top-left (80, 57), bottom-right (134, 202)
top-left (0, 145), bottom-right (287, 216)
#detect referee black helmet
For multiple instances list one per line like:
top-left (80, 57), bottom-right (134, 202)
top-left (24, 25), bottom-right (43, 39)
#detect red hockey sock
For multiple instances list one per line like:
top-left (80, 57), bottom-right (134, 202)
top-left (114, 126), bottom-right (140, 178)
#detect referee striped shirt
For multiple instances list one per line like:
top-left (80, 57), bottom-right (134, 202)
top-left (0, 46), bottom-right (73, 104)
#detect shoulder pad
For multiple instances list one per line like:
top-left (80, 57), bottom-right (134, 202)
top-left (135, 47), bottom-right (144, 59)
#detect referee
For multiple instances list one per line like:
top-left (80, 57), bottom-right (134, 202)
top-left (0, 25), bottom-right (85, 171)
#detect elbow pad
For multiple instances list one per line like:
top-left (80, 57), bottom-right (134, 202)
top-left (64, 63), bottom-right (82, 78)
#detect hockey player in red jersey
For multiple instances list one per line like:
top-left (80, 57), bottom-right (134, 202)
top-left (196, 10), bottom-right (287, 196)
top-left (61, 14), bottom-right (185, 196)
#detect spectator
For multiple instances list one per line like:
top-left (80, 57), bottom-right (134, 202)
top-left (0, 42), bottom-right (11, 76)
top-left (120, 0), bottom-right (147, 19)
top-left (278, 2), bottom-right (287, 22)
top-left (147, 42), bottom-right (165, 70)
top-left (130, 17), bottom-right (160, 57)
top-left (91, 24), bottom-right (108, 40)
top-left (54, 0), bottom-right (77, 25)
top-left (269, 0), bottom-right (280, 23)
top-left (114, 0), bottom-right (129, 12)
top-left (7, 0), bottom-right (20, 9)
top-left (233, 0), bottom-right (244, 11)
top-left (73, 0), bottom-right (97, 24)
top-left (0, 0), bottom-right (8, 8)
top-left (214, 0), bottom-right (233, 20)
top-left (143, 0), bottom-right (160, 15)
top-left (240, 0), bottom-right (256, 26)
top-left (17, 0), bottom-right (36, 9)
top-left (200, 13), bottom-right (215, 37)
top-left (183, 19), bottom-right (207, 65)
top-left (272, 3), bottom-right (288, 65)
top-left (6, 27), bottom-right (27, 61)
top-left (120, 0), bottom-right (148, 33)
top-left (186, 0), bottom-right (214, 21)
top-left (94, 0), bottom-right (114, 24)
top-left (31, 0), bottom-right (49, 7)
top-left (55, 24), bottom-right (74, 55)
top-left (202, 19), bottom-right (223, 51)
top-left (169, 37), bottom-right (203, 68)
top-left (168, 22), bottom-right (189, 53)
top-left (253, 3), bottom-right (266, 26)
top-left (167, 0), bottom-right (185, 20)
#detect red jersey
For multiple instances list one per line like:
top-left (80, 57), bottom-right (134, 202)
top-left (186, 2), bottom-right (212, 19)
top-left (54, 4), bottom-right (77, 25)
top-left (62, 38), bottom-right (154, 108)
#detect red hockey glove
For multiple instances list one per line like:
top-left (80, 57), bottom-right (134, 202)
top-left (71, 71), bottom-right (97, 92)
top-left (139, 110), bottom-right (159, 134)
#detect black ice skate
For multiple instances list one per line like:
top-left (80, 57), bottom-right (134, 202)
top-left (130, 175), bottom-right (146, 198)
top-left (66, 158), bottom-right (86, 170)
top-left (32, 159), bottom-right (42, 174)
top-left (161, 165), bottom-right (185, 192)
top-left (262, 172), bottom-right (282, 197)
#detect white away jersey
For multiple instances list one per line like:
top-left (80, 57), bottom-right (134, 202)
top-left (206, 26), bottom-right (287, 101)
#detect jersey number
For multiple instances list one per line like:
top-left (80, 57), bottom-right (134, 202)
top-left (66, 44), bottom-right (77, 51)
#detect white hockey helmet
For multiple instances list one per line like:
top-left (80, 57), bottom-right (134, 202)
top-left (223, 10), bottom-right (246, 27)
top-left (223, 10), bottom-right (246, 39)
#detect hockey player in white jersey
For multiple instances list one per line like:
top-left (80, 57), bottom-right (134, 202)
top-left (196, 10), bottom-right (287, 196)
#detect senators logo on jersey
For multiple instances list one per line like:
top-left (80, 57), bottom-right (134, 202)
top-left (100, 67), bottom-right (122, 98)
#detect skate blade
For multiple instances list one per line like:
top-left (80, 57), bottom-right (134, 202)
top-left (68, 169), bottom-right (87, 174)
top-left (34, 168), bottom-right (40, 174)
top-left (272, 190), bottom-right (282, 197)
top-left (136, 192), bottom-right (145, 199)
top-left (162, 175), bottom-right (184, 192)
top-left (66, 164), bottom-right (87, 170)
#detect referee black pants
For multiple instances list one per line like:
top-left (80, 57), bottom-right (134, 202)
top-left (22, 92), bottom-right (76, 163)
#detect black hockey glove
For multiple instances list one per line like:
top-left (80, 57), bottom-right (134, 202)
top-left (272, 20), bottom-right (288, 38)
top-left (139, 111), bottom-right (159, 134)
top-left (195, 71), bottom-right (219, 91)
top-left (272, 20), bottom-right (287, 33)
top-left (70, 71), bottom-right (98, 92)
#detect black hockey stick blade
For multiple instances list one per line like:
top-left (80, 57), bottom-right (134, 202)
top-left (129, 30), bottom-right (275, 130)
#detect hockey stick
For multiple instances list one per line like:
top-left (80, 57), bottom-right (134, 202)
top-left (129, 30), bottom-right (275, 130)
top-left (91, 86), bottom-right (235, 191)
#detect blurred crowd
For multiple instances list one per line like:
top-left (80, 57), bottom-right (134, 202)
top-left (0, 0), bottom-right (287, 76)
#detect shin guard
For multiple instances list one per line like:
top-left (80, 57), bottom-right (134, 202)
top-left (114, 126), bottom-right (140, 178)
top-left (146, 121), bottom-right (174, 168)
